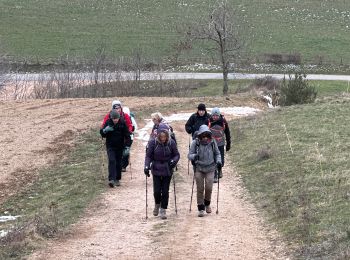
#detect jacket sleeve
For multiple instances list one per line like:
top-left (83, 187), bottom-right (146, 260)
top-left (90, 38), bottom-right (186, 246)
top-left (100, 120), bottom-right (108, 138)
top-left (123, 113), bottom-right (133, 133)
top-left (187, 140), bottom-right (198, 161)
top-left (185, 114), bottom-right (195, 134)
top-left (100, 113), bottom-right (110, 129)
top-left (213, 140), bottom-right (222, 164)
top-left (123, 124), bottom-right (132, 147)
top-left (223, 118), bottom-right (231, 145)
top-left (131, 116), bottom-right (138, 132)
top-left (144, 140), bottom-right (154, 168)
top-left (170, 140), bottom-right (180, 164)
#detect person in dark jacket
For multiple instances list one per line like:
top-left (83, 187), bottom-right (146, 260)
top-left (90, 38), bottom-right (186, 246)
top-left (100, 110), bottom-right (131, 187)
top-left (185, 103), bottom-right (210, 139)
top-left (209, 107), bottom-right (231, 183)
top-left (144, 123), bottom-right (180, 219)
top-left (188, 125), bottom-right (221, 217)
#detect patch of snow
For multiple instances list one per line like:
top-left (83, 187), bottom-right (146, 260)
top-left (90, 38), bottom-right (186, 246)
top-left (262, 95), bottom-right (274, 108)
top-left (0, 230), bottom-right (8, 238)
top-left (135, 107), bottom-right (261, 143)
top-left (0, 215), bottom-right (21, 223)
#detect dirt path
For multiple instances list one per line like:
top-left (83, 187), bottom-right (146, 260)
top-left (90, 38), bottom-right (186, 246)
top-left (28, 120), bottom-right (287, 260)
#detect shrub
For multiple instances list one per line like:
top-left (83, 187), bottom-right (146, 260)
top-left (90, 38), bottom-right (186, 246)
top-left (279, 72), bottom-right (317, 106)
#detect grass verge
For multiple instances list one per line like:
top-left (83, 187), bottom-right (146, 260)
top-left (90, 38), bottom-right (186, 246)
top-left (230, 96), bottom-right (350, 259)
top-left (0, 129), bottom-right (106, 259)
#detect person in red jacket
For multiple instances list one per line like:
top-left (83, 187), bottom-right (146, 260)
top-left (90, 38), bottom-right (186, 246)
top-left (100, 100), bottom-right (133, 133)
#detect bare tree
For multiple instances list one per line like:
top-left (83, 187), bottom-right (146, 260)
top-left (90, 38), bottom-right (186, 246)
top-left (187, 0), bottom-right (245, 95)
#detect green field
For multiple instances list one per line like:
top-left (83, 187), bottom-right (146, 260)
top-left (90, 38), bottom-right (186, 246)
top-left (230, 97), bottom-right (350, 258)
top-left (0, 0), bottom-right (349, 65)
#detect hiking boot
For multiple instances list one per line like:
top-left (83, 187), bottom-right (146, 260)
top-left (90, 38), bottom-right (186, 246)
top-left (153, 204), bottom-right (160, 216)
top-left (205, 205), bottom-right (212, 214)
top-left (108, 180), bottom-right (115, 188)
top-left (198, 210), bottom-right (205, 217)
top-left (213, 176), bottom-right (218, 183)
top-left (219, 170), bottom-right (223, 178)
top-left (115, 180), bottom-right (120, 186)
top-left (160, 208), bottom-right (167, 219)
top-left (121, 168), bottom-right (126, 172)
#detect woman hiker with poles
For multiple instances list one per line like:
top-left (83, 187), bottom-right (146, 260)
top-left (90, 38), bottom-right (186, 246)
top-left (188, 125), bottom-right (221, 217)
top-left (144, 123), bottom-right (180, 220)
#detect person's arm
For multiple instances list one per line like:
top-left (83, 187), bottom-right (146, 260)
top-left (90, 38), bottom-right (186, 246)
top-left (223, 117), bottom-right (231, 151)
top-left (170, 140), bottom-right (180, 164)
top-left (185, 114), bottom-right (195, 134)
top-left (144, 140), bottom-right (155, 168)
top-left (123, 124), bottom-right (132, 147)
top-left (213, 140), bottom-right (222, 164)
top-left (187, 140), bottom-right (198, 161)
top-left (100, 112), bottom-right (110, 129)
top-left (123, 113), bottom-right (133, 133)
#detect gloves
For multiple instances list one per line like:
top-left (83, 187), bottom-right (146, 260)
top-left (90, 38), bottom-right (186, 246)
top-left (103, 125), bottom-right (114, 134)
top-left (123, 146), bottom-right (130, 157)
top-left (216, 162), bottom-right (222, 171)
top-left (144, 167), bottom-right (150, 177)
top-left (169, 160), bottom-right (177, 169)
top-left (226, 143), bottom-right (231, 152)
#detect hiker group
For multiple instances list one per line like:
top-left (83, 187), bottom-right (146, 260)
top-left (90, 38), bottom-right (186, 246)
top-left (100, 101), bottom-right (231, 219)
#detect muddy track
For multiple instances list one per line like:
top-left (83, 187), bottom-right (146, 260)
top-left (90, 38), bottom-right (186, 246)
top-left (29, 119), bottom-right (287, 260)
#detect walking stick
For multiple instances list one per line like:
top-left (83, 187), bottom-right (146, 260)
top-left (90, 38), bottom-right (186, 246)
top-left (145, 175), bottom-right (148, 219)
top-left (216, 168), bottom-right (221, 214)
top-left (187, 136), bottom-right (190, 175)
top-left (172, 170), bottom-right (178, 215)
top-left (189, 166), bottom-right (195, 212)
top-left (129, 152), bottom-right (132, 180)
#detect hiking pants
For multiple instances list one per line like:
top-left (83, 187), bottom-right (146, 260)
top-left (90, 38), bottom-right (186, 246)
top-left (195, 170), bottom-right (215, 209)
top-left (153, 175), bottom-right (172, 209)
top-left (107, 148), bottom-right (123, 181)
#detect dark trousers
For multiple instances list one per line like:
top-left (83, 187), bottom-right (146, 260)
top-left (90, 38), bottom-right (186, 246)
top-left (215, 145), bottom-right (225, 179)
top-left (107, 148), bottom-right (123, 181)
top-left (153, 175), bottom-right (172, 209)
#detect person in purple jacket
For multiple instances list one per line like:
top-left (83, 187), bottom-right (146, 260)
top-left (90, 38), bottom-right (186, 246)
top-left (144, 123), bottom-right (180, 220)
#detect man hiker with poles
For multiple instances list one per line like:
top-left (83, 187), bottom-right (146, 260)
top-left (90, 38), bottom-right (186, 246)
top-left (209, 107), bottom-right (231, 183)
top-left (188, 125), bottom-right (221, 217)
top-left (100, 110), bottom-right (131, 187)
top-left (144, 123), bottom-right (180, 220)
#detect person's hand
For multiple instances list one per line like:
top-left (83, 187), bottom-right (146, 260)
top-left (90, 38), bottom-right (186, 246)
top-left (216, 162), bottom-right (222, 171)
top-left (169, 160), bottom-right (177, 169)
top-left (123, 146), bottom-right (130, 157)
top-left (226, 143), bottom-right (231, 152)
top-left (144, 167), bottom-right (150, 177)
top-left (103, 125), bottom-right (114, 134)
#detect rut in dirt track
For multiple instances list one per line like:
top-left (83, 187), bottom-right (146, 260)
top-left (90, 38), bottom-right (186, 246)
top-left (29, 121), bottom-right (286, 260)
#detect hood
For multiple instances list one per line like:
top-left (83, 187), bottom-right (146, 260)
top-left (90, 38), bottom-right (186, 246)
top-left (197, 124), bottom-right (211, 136)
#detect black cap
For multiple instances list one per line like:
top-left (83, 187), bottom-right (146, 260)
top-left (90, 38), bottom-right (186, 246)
top-left (197, 103), bottom-right (206, 111)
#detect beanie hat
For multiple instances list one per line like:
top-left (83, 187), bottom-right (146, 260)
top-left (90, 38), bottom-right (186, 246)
top-left (158, 123), bottom-right (170, 133)
top-left (197, 103), bottom-right (206, 111)
top-left (110, 110), bottom-right (120, 119)
top-left (211, 107), bottom-right (220, 116)
top-left (112, 100), bottom-right (122, 109)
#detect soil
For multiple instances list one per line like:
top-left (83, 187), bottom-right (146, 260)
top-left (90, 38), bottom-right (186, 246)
top-left (1, 96), bottom-right (287, 259)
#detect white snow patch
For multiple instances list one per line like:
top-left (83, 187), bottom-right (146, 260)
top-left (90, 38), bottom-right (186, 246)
top-left (0, 215), bottom-right (20, 222)
top-left (135, 106), bottom-right (260, 144)
top-left (0, 230), bottom-right (8, 238)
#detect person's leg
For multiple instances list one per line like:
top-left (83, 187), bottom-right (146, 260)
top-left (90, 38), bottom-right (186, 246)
top-left (195, 171), bottom-right (205, 216)
top-left (115, 150), bottom-right (123, 183)
top-left (160, 176), bottom-right (172, 209)
top-left (204, 170), bottom-right (215, 205)
top-left (153, 175), bottom-right (162, 215)
top-left (218, 145), bottom-right (225, 178)
top-left (107, 149), bottom-right (117, 185)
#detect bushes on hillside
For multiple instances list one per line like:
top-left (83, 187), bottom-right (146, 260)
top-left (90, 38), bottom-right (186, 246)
top-left (279, 72), bottom-right (317, 106)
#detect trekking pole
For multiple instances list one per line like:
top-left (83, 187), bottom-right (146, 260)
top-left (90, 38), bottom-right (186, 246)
top-left (173, 170), bottom-right (178, 215)
top-left (145, 175), bottom-right (148, 219)
top-left (129, 152), bottom-right (132, 180)
top-left (189, 167), bottom-right (195, 212)
top-left (216, 168), bottom-right (221, 214)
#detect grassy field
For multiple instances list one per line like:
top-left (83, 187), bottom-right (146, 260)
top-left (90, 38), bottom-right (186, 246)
top-left (0, 0), bottom-right (349, 65)
top-left (230, 96), bottom-right (350, 258)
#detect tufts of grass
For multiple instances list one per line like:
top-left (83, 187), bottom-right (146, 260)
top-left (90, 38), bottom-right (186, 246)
top-left (230, 98), bottom-right (350, 258)
top-left (0, 129), bottom-right (107, 259)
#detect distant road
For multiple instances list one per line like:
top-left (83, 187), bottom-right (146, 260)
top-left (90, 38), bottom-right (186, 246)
top-left (5, 72), bottom-right (350, 82)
